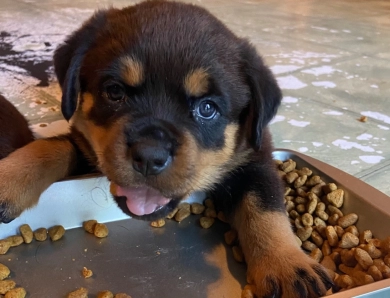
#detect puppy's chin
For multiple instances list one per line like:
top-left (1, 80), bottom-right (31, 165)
top-left (114, 196), bottom-right (181, 221)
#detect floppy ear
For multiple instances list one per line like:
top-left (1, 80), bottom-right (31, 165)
top-left (240, 41), bottom-right (282, 151)
top-left (53, 10), bottom-right (107, 121)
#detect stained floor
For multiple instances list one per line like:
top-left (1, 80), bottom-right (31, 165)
top-left (0, 0), bottom-right (389, 195)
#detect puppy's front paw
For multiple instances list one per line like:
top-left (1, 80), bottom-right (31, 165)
top-left (248, 247), bottom-right (333, 298)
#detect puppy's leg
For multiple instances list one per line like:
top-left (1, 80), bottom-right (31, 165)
top-left (232, 193), bottom-right (333, 298)
top-left (0, 135), bottom-right (79, 223)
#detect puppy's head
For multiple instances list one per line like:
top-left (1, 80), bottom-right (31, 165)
top-left (54, 1), bottom-right (282, 220)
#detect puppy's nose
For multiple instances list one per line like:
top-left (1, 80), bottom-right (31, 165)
top-left (131, 143), bottom-right (172, 176)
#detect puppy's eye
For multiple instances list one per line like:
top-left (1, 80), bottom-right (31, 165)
top-left (105, 84), bottom-right (126, 101)
top-left (196, 100), bottom-right (218, 120)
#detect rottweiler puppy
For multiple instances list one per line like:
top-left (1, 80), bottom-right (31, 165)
top-left (0, 1), bottom-right (332, 296)
top-left (0, 94), bottom-right (34, 159)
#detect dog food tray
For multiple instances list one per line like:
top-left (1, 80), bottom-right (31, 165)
top-left (0, 149), bottom-right (389, 297)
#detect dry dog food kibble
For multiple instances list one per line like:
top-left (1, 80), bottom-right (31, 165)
top-left (114, 294), bottom-right (132, 298)
top-left (94, 223), bottom-right (109, 238)
top-left (174, 208), bottom-right (191, 222)
top-left (97, 291), bottom-right (114, 298)
top-left (0, 280), bottom-right (15, 295)
top-left (33, 228), bottom-right (47, 242)
top-left (48, 225), bottom-right (65, 241)
top-left (0, 240), bottom-right (11, 255)
top-left (277, 157), bottom-right (390, 295)
top-left (4, 287), bottom-right (26, 298)
top-left (7, 236), bottom-right (23, 247)
top-left (83, 220), bottom-right (97, 234)
top-left (19, 225), bottom-right (33, 244)
top-left (150, 219), bottom-right (165, 228)
top-left (190, 203), bottom-right (205, 215)
top-left (82, 267), bottom-right (93, 278)
top-left (67, 287), bottom-right (88, 298)
top-left (0, 264), bottom-right (10, 281)
top-left (199, 217), bottom-right (214, 229)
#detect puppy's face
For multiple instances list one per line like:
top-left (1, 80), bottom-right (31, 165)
top-left (54, 1), bottom-right (282, 220)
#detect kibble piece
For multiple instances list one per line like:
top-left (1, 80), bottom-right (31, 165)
top-left (306, 198), bottom-right (317, 214)
top-left (67, 287), bottom-right (88, 298)
top-left (329, 251), bottom-right (341, 266)
top-left (296, 204), bottom-right (306, 214)
top-left (310, 182), bottom-right (325, 197)
top-left (341, 250), bottom-right (358, 267)
top-left (359, 230), bottom-right (373, 244)
top-left (178, 202), bottom-right (190, 211)
top-left (302, 241), bottom-right (317, 252)
top-left (295, 235), bottom-right (302, 247)
top-left (294, 175), bottom-right (307, 188)
top-left (0, 264), bottom-right (10, 280)
top-left (339, 232), bottom-right (359, 249)
top-left (94, 223), bottom-right (108, 238)
top-left (241, 284), bottom-right (255, 298)
top-left (285, 172), bottom-right (299, 184)
top-left (166, 208), bottom-right (178, 219)
top-left (352, 271), bottom-right (374, 286)
top-left (280, 159), bottom-right (296, 173)
top-left (321, 256), bottom-right (336, 272)
top-left (354, 248), bottom-right (373, 270)
top-left (83, 220), bottom-right (97, 234)
top-left (217, 211), bottom-right (228, 223)
top-left (204, 199), bottom-right (214, 209)
top-left (295, 217), bottom-right (304, 229)
top-left (384, 254), bottom-right (390, 267)
top-left (327, 205), bottom-right (343, 217)
top-left (376, 263), bottom-right (390, 278)
top-left (301, 213), bottom-right (313, 227)
top-left (381, 237), bottom-right (390, 253)
top-left (285, 201), bottom-right (295, 213)
top-left (0, 240), bottom-right (11, 255)
top-left (338, 264), bottom-right (354, 275)
top-left (174, 208), bottom-right (191, 222)
top-left (335, 275), bottom-right (354, 288)
top-left (204, 208), bottom-right (217, 218)
top-left (322, 183), bottom-right (337, 194)
top-left (34, 228), bottom-right (48, 242)
top-left (48, 225), bottom-right (65, 241)
top-left (310, 248), bottom-right (323, 263)
top-left (314, 217), bottom-right (326, 228)
top-left (326, 189), bottom-right (344, 208)
top-left (295, 196), bottom-right (307, 205)
top-left (289, 210), bottom-right (299, 219)
top-left (297, 167), bottom-right (312, 176)
top-left (311, 230), bottom-right (324, 247)
top-left (97, 291), bottom-right (114, 298)
top-left (345, 226), bottom-right (359, 237)
top-left (316, 211), bottom-right (329, 222)
top-left (306, 175), bottom-right (322, 187)
top-left (190, 203), bottom-right (205, 215)
top-left (114, 294), bottom-right (132, 298)
top-left (4, 287), bottom-right (26, 298)
top-left (297, 227), bottom-right (312, 242)
top-left (82, 267), bottom-right (93, 278)
top-left (334, 226), bottom-right (344, 238)
top-left (150, 219), bottom-right (165, 228)
top-left (328, 214), bottom-right (339, 226)
top-left (232, 246), bottom-right (244, 263)
top-left (368, 238), bottom-right (382, 248)
top-left (0, 280), bottom-right (16, 295)
top-left (367, 265), bottom-right (383, 281)
top-left (19, 224), bottom-right (33, 244)
top-left (224, 230), bottom-right (238, 246)
top-left (295, 188), bottom-right (307, 198)
top-left (7, 236), bottom-right (23, 247)
top-left (338, 213), bottom-right (358, 229)
top-left (325, 226), bottom-right (338, 247)
top-left (322, 240), bottom-right (332, 257)
top-left (199, 217), bottom-right (214, 229)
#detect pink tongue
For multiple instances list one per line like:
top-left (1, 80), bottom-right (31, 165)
top-left (115, 185), bottom-right (171, 216)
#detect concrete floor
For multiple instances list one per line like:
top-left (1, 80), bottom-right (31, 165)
top-left (1, 0), bottom-right (389, 197)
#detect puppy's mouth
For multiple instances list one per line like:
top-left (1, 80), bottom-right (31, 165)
top-left (110, 183), bottom-right (180, 220)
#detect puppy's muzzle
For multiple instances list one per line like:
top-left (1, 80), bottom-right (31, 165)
top-left (130, 127), bottom-right (174, 176)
